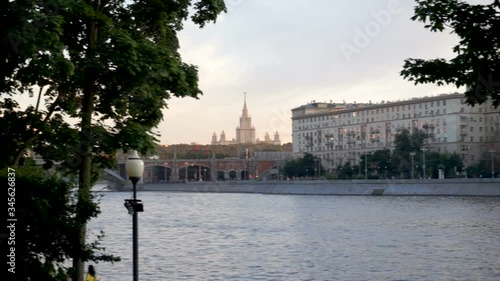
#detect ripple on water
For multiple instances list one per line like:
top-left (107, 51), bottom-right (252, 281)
top-left (89, 192), bottom-right (500, 281)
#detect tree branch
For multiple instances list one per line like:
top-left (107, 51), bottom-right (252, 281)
top-left (12, 86), bottom-right (62, 166)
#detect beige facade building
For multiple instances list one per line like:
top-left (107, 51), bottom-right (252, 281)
top-left (292, 93), bottom-right (500, 170)
top-left (212, 93), bottom-right (281, 145)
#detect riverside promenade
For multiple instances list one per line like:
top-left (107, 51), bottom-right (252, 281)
top-left (140, 178), bottom-right (500, 196)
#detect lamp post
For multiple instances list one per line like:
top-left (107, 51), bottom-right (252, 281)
top-left (125, 150), bottom-right (144, 281)
top-left (490, 150), bottom-right (496, 178)
top-left (410, 152), bottom-right (416, 179)
top-left (364, 152), bottom-right (368, 180)
top-left (421, 147), bottom-right (428, 179)
top-left (276, 158), bottom-right (280, 180)
top-left (313, 158), bottom-right (319, 179)
top-left (318, 158), bottom-right (321, 179)
top-left (198, 164), bottom-right (202, 181)
top-left (184, 162), bottom-right (188, 183)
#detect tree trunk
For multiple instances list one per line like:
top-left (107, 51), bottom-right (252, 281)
top-left (74, 19), bottom-right (98, 281)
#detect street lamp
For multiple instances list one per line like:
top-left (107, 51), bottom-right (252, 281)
top-left (490, 150), bottom-right (496, 178)
top-left (149, 155), bottom-right (159, 182)
top-left (125, 150), bottom-right (144, 281)
top-left (313, 158), bottom-right (319, 179)
top-left (318, 158), bottom-right (321, 179)
top-left (184, 162), bottom-right (188, 183)
top-left (410, 152), bottom-right (416, 179)
top-left (421, 147), bottom-right (428, 179)
top-left (363, 152), bottom-right (369, 180)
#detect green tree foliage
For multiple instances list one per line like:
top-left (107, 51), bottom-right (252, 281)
top-left (336, 162), bottom-right (353, 180)
top-left (424, 151), bottom-right (463, 178)
top-left (389, 128), bottom-right (463, 179)
top-left (401, 0), bottom-right (500, 107)
top-left (359, 149), bottom-right (392, 179)
top-left (393, 128), bottom-right (427, 153)
top-left (391, 128), bottom-right (428, 178)
top-left (465, 153), bottom-right (500, 178)
top-left (2, 1), bottom-right (226, 279)
top-left (2, 0), bottom-right (226, 165)
top-left (283, 153), bottom-right (325, 179)
top-left (2, 166), bottom-right (118, 281)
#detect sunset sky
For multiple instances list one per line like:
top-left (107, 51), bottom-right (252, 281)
top-left (12, 0), bottom-right (488, 145)
top-left (160, 0), bottom-right (491, 145)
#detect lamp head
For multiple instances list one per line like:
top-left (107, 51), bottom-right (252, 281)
top-left (126, 150), bottom-right (144, 179)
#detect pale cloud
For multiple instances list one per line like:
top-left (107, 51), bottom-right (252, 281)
top-left (8, 0), bottom-right (483, 147)
top-left (156, 0), bottom-right (479, 145)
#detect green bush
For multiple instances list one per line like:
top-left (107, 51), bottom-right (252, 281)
top-left (2, 166), bottom-right (118, 281)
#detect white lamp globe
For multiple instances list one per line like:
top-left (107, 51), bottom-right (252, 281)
top-left (126, 150), bottom-right (144, 178)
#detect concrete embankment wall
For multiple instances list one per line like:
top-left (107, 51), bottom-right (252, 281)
top-left (141, 179), bottom-right (500, 196)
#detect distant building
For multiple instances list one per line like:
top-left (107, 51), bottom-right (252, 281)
top-left (212, 93), bottom-right (281, 145)
top-left (291, 93), bottom-right (500, 170)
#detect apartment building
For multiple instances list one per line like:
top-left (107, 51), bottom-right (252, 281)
top-left (291, 93), bottom-right (500, 170)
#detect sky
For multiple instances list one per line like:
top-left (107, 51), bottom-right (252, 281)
top-left (11, 0), bottom-right (489, 145)
top-left (160, 0), bottom-right (488, 145)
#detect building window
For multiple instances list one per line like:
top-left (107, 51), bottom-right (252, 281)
top-left (470, 136), bottom-right (474, 142)
top-left (480, 136), bottom-right (484, 142)
top-left (470, 127), bottom-right (474, 132)
top-left (443, 100), bottom-right (446, 106)
top-left (479, 127), bottom-right (483, 132)
top-left (443, 109), bottom-right (446, 114)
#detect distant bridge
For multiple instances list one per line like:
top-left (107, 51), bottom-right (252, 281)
top-left (115, 158), bottom-right (281, 183)
top-left (33, 157), bottom-right (284, 190)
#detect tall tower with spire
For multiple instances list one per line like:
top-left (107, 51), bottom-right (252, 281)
top-left (211, 92), bottom-right (280, 145)
top-left (236, 92), bottom-right (256, 143)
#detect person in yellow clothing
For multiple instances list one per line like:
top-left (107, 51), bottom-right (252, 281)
top-left (86, 265), bottom-right (100, 281)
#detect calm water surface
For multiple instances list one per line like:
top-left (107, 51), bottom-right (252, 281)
top-left (88, 191), bottom-right (500, 281)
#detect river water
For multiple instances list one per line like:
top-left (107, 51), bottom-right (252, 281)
top-left (88, 191), bottom-right (500, 281)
